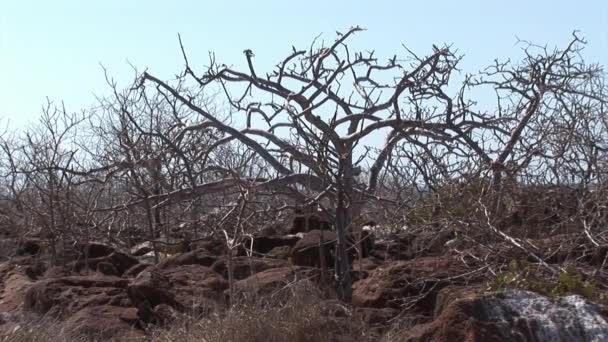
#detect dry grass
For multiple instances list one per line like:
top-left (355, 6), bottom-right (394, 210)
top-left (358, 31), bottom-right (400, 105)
top-left (150, 298), bottom-right (374, 342)
top-left (2, 298), bottom-right (385, 342)
top-left (1, 318), bottom-right (70, 342)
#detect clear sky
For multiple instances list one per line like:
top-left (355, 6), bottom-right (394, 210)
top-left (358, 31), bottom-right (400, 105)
top-left (1, 0), bottom-right (607, 128)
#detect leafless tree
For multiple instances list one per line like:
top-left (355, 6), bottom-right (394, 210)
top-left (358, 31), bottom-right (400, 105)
top-left (137, 27), bottom-right (503, 301)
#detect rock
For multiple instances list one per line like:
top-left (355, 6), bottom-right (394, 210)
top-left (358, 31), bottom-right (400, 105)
top-left (352, 256), bottom-right (472, 314)
top-left (0, 239), bottom-right (17, 258)
top-left (151, 303), bottom-right (180, 326)
top-left (80, 242), bottom-right (115, 259)
top-left (351, 257), bottom-right (381, 281)
top-left (371, 227), bottom-right (455, 261)
top-left (231, 266), bottom-right (320, 301)
top-left (128, 265), bottom-right (227, 317)
top-left (404, 290), bottom-right (608, 342)
top-left (124, 263), bottom-right (151, 278)
top-left (162, 265), bottom-right (228, 312)
top-left (15, 239), bottom-right (43, 256)
top-left (211, 257), bottom-right (289, 281)
top-left (96, 261), bottom-right (119, 276)
top-left (130, 241), bottom-right (153, 257)
top-left (0, 271), bottom-right (33, 313)
top-left (289, 210), bottom-right (333, 234)
top-left (190, 237), bottom-right (226, 256)
top-left (107, 251), bottom-right (141, 274)
top-left (43, 266), bottom-right (75, 278)
top-left (432, 285), bottom-right (477, 318)
top-left (246, 234), bottom-right (301, 256)
top-left (127, 269), bottom-right (182, 315)
top-left (64, 305), bottom-right (144, 341)
top-left (24, 276), bottom-right (131, 318)
top-left (267, 246), bottom-right (291, 259)
top-left (290, 230), bottom-right (337, 268)
top-left (355, 307), bottom-right (400, 329)
top-left (67, 251), bottom-right (139, 276)
top-left (156, 248), bottom-right (216, 269)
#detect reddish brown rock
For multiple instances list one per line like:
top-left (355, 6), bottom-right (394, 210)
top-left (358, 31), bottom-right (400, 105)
top-left (127, 269), bottom-right (182, 315)
top-left (246, 234), bottom-right (301, 256)
top-left (130, 241), bottom-right (153, 257)
top-left (231, 266), bottom-right (320, 301)
top-left (352, 256), bottom-right (472, 314)
top-left (124, 263), bottom-right (151, 278)
top-left (211, 256), bottom-right (289, 281)
top-left (351, 257), bottom-right (380, 281)
top-left (162, 264), bottom-right (228, 309)
top-left (371, 228), bottom-right (455, 261)
top-left (156, 248), bottom-right (217, 269)
top-left (24, 275), bottom-right (131, 317)
top-left (151, 303), bottom-right (180, 326)
top-left (267, 246), bottom-right (291, 259)
top-left (190, 237), bottom-right (227, 256)
top-left (128, 265), bottom-right (227, 317)
top-left (0, 271), bottom-right (33, 314)
top-left (355, 307), bottom-right (400, 328)
top-left (290, 230), bottom-right (337, 268)
top-left (64, 305), bottom-right (144, 341)
top-left (80, 242), bottom-right (116, 259)
top-left (15, 239), bottom-right (44, 256)
top-left (432, 285), bottom-right (477, 318)
top-left (67, 251), bottom-right (139, 276)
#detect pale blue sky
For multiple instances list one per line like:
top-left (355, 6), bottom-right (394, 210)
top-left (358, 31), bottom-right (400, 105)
top-left (1, 1), bottom-right (607, 128)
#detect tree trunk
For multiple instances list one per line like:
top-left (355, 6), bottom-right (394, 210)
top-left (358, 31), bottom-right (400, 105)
top-left (334, 157), bottom-right (353, 302)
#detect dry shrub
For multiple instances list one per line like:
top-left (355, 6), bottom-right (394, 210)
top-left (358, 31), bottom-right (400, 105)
top-left (407, 177), bottom-right (492, 226)
top-left (497, 184), bottom-right (583, 238)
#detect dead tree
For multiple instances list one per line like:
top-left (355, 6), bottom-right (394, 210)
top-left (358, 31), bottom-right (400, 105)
top-left (138, 27), bottom-right (489, 301)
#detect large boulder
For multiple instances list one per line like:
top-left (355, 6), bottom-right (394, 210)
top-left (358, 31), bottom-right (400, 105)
top-left (211, 257), bottom-right (289, 281)
top-left (190, 237), bottom-right (227, 256)
top-left (128, 265), bottom-right (227, 318)
top-left (0, 272), bottom-right (33, 314)
top-left (130, 241), bottom-right (153, 257)
top-left (67, 250), bottom-right (140, 276)
top-left (124, 263), bottom-right (152, 278)
top-left (161, 264), bottom-right (228, 311)
top-left (231, 266), bottom-right (320, 302)
top-left (404, 290), bottom-right (608, 342)
top-left (352, 256), bottom-right (473, 314)
top-left (23, 275), bottom-right (131, 318)
top-left (351, 257), bottom-right (381, 281)
top-left (156, 248), bottom-right (217, 269)
top-left (15, 239), bottom-right (44, 256)
top-left (79, 242), bottom-right (115, 259)
top-left (245, 234), bottom-right (301, 256)
top-left (63, 305), bottom-right (144, 341)
top-left (290, 230), bottom-right (337, 268)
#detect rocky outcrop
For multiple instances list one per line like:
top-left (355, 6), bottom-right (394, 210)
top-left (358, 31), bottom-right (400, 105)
top-left (211, 256), bottom-right (289, 280)
top-left (0, 261), bottom-right (35, 314)
top-left (246, 234), bottom-right (301, 256)
top-left (231, 266), bottom-right (320, 301)
top-left (290, 230), bottom-right (336, 268)
top-left (156, 248), bottom-right (217, 269)
top-left (63, 305), bottom-right (144, 341)
top-left (128, 265), bottom-right (227, 317)
top-left (404, 290), bottom-right (608, 342)
top-left (23, 276), bottom-right (131, 317)
top-left (352, 256), bottom-right (472, 314)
